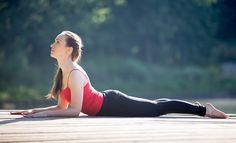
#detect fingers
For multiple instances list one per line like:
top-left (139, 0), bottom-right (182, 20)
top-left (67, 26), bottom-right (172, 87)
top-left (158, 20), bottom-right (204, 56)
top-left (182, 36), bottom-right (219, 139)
top-left (10, 111), bottom-right (25, 115)
top-left (21, 110), bottom-right (34, 115)
top-left (10, 110), bottom-right (34, 115)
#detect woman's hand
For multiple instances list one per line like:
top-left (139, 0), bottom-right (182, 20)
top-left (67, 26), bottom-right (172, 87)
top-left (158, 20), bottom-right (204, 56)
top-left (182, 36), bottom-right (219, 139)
top-left (22, 110), bottom-right (36, 115)
top-left (10, 110), bottom-right (36, 115)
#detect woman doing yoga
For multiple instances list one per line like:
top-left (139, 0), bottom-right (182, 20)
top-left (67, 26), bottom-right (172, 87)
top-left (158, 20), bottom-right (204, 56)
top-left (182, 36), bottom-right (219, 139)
top-left (12, 31), bottom-right (228, 119)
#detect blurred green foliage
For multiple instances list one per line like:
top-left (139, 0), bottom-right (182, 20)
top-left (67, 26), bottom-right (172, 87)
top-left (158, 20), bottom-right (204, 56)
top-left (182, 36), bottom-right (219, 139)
top-left (0, 0), bottom-right (236, 104)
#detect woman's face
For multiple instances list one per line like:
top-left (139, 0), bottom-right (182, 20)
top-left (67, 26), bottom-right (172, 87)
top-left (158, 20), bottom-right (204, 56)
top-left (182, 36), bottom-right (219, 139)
top-left (50, 34), bottom-right (71, 59)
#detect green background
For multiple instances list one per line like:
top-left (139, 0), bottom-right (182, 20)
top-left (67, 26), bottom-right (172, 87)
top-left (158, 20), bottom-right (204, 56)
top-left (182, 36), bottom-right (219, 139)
top-left (0, 0), bottom-right (236, 109)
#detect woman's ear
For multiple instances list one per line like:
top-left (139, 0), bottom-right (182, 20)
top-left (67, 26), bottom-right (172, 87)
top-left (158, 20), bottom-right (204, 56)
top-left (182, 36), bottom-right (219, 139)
top-left (66, 47), bottom-right (73, 55)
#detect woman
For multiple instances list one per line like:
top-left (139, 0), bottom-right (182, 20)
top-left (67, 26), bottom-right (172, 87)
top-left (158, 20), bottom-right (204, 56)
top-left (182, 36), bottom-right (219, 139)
top-left (11, 31), bottom-right (228, 118)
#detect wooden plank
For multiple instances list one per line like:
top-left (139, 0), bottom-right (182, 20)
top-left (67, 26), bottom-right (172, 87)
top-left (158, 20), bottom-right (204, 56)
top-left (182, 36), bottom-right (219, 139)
top-left (0, 110), bottom-right (236, 143)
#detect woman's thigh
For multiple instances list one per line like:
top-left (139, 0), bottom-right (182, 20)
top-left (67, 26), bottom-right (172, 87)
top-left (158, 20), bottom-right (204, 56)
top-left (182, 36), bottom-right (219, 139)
top-left (96, 89), bottom-right (158, 117)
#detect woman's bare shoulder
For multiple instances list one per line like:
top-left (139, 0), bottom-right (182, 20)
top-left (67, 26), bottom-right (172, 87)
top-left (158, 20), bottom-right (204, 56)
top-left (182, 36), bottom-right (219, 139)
top-left (73, 65), bottom-right (90, 82)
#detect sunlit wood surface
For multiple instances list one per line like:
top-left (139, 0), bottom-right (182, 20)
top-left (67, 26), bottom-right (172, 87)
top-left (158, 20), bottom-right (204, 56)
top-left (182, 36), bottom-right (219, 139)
top-left (1, 110), bottom-right (236, 143)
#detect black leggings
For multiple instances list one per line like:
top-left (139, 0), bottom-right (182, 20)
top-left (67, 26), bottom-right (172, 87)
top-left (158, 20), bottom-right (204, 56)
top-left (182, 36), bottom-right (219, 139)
top-left (96, 89), bottom-right (206, 117)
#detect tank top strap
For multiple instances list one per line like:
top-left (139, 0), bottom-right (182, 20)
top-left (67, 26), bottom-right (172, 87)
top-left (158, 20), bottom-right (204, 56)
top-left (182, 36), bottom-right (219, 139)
top-left (66, 68), bottom-right (89, 87)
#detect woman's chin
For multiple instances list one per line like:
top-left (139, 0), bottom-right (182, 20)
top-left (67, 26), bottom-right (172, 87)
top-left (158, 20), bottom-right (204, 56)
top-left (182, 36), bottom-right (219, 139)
top-left (50, 53), bottom-right (56, 59)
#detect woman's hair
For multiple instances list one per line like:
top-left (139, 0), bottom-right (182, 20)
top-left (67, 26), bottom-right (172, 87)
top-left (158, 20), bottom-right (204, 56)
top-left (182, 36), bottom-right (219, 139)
top-left (47, 31), bottom-right (83, 99)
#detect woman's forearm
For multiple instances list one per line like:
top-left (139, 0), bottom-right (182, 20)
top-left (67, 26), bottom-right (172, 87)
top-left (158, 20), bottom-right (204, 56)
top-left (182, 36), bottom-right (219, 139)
top-left (46, 109), bottom-right (80, 117)
top-left (29, 108), bottom-right (81, 117)
top-left (31, 105), bottom-right (61, 113)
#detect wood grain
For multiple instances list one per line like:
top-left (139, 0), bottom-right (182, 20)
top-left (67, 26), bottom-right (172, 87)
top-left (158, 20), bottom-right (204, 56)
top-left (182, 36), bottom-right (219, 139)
top-left (1, 110), bottom-right (235, 143)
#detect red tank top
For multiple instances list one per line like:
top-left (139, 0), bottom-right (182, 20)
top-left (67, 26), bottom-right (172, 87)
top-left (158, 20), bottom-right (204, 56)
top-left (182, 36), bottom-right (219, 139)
top-left (60, 69), bottom-right (104, 116)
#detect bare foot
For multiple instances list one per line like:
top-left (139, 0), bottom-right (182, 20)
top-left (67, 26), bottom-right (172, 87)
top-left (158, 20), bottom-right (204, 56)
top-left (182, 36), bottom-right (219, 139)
top-left (205, 103), bottom-right (229, 119)
top-left (194, 101), bottom-right (202, 106)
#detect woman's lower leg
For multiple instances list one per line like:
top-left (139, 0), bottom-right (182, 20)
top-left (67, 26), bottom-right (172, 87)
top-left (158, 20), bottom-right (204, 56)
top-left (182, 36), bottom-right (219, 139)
top-left (154, 99), bottom-right (206, 116)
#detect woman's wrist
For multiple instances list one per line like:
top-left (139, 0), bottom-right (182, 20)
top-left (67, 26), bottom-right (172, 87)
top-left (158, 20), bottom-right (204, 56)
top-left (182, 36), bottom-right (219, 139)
top-left (34, 112), bottom-right (48, 117)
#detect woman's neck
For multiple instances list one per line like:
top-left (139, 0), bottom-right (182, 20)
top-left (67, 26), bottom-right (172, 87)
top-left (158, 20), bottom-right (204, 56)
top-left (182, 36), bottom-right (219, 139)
top-left (57, 57), bottom-right (75, 74)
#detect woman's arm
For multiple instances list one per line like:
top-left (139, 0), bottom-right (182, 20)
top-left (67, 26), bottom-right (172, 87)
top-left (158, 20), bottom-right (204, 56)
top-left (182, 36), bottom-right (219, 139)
top-left (10, 105), bottom-right (60, 115)
top-left (24, 71), bottom-right (84, 118)
top-left (28, 105), bottom-right (60, 113)
top-left (25, 108), bottom-right (81, 117)
top-left (11, 94), bottom-right (69, 115)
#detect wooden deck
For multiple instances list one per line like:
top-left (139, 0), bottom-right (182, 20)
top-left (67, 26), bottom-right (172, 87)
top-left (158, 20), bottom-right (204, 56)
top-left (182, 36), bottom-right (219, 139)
top-left (1, 110), bottom-right (236, 143)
